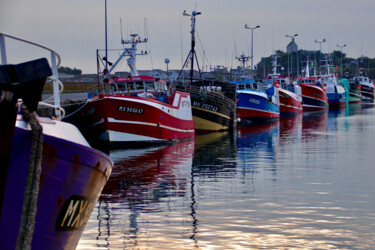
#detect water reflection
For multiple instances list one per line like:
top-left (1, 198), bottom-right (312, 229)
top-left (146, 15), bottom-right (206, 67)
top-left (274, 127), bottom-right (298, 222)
top-left (79, 140), bottom-right (195, 249)
top-left (78, 104), bottom-right (375, 249)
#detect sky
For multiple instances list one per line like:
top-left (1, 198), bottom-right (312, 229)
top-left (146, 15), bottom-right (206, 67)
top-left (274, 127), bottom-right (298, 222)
top-left (1, 0), bottom-right (375, 74)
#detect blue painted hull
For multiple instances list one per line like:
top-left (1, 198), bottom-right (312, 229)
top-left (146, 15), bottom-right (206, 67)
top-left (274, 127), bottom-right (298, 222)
top-left (327, 92), bottom-right (347, 108)
top-left (237, 91), bottom-right (279, 124)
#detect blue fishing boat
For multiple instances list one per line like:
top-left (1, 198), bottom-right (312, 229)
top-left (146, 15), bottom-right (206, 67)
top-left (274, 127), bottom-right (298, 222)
top-left (0, 33), bottom-right (112, 249)
top-left (230, 55), bottom-right (279, 125)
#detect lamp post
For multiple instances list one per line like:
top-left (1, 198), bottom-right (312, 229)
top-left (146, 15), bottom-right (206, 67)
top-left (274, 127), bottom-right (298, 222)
top-left (165, 58), bottom-right (170, 81)
top-left (285, 34), bottom-right (298, 77)
top-left (244, 24), bottom-right (260, 71)
top-left (337, 44), bottom-right (346, 79)
top-left (314, 38), bottom-right (326, 74)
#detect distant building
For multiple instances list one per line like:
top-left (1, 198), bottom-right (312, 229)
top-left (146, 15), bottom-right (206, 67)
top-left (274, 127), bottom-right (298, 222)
top-left (287, 38), bottom-right (298, 53)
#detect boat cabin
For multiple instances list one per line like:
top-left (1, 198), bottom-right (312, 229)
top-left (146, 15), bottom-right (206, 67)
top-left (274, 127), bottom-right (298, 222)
top-left (353, 76), bottom-right (370, 83)
top-left (231, 80), bottom-right (258, 91)
top-left (296, 77), bottom-right (317, 85)
top-left (265, 75), bottom-right (289, 89)
top-left (110, 76), bottom-right (168, 96)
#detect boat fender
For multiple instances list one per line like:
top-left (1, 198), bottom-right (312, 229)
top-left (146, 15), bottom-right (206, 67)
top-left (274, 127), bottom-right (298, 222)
top-left (168, 96), bottom-right (171, 104)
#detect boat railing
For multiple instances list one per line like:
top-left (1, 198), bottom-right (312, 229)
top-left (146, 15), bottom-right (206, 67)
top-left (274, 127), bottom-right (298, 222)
top-left (177, 84), bottom-right (236, 111)
top-left (87, 83), bottom-right (173, 104)
top-left (0, 32), bottom-right (65, 120)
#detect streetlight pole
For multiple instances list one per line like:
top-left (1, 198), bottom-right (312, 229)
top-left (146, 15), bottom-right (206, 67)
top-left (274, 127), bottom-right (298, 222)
top-left (244, 24), bottom-right (260, 72)
top-left (165, 58), bottom-right (170, 81)
top-left (314, 38), bottom-right (326, 74)
top-left (285, 34), bottom-right (298, 78)
top-left (337, 44), bottom-right (346, 79)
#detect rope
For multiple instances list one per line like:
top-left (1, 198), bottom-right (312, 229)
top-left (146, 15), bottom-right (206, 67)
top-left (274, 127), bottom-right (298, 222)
top-left (16, 104), bottom-right (43, 250)
top-left (62, 100), bottom-right (89, 120)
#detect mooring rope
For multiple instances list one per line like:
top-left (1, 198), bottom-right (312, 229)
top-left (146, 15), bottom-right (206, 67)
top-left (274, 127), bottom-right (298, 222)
top-left (15, 104), bottom-right (43, 250)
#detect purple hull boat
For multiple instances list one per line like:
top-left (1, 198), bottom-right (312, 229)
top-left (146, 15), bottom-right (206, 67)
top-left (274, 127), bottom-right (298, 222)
top-left (0, 33), bottom-right (113, 249)
top-left (1, 124), bottom-right (112, 249)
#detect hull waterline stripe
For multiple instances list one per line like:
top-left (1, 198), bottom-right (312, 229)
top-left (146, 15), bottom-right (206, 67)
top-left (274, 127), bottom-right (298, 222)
top-left (279, 103), bottom-right (303, 110)
top-left (107, 118), bottom-right (195, 133)
top-left (192, 106), bottom-right (231, 119)
top-left (238, 106), bottom-right (279, 115)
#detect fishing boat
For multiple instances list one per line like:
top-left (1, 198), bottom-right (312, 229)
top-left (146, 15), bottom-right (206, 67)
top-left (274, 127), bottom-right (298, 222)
top-left (0, 33), bottom-right (112, 250)
top-left (231, 78), bottom-right (279, 124)
top-left (229, 54), bottom-right (279, 125)
top-left (266, 54), bottom-right (302, 117)
top-left (318, 56), bottom-right (347, 108)
top-left (343, 78), bottom-right (361, 104)
top-left (177, 80), bottom-right (237, 132)
top-left (296, 61), bottom-right (329, 111)
top-left (353, 69), bottom-right (374, 102)
top-left (65, 33), bottom-right (194, 146)
top-left (176, 10), bottom-right (236, 132)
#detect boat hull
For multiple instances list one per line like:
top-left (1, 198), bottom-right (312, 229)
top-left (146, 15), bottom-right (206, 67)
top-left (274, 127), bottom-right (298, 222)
top-left (279, 88), bottom-right (303, 117)
top-left (327, 92), bottom-right (347, 108)
top-left (191, 98), bottom-right (234, 132)
top-left (67, 91), bottom-right (195, 145)
top-left (236, 91), bottom-right (279, 124)
top-left (349, 88), bottom-right (362, 104)
top-left (300, 84), bottom-right (329, 111)
top-left (0, 127), bottom-right (112, 250)
top-left (360, 85), bottom-right (374, 102)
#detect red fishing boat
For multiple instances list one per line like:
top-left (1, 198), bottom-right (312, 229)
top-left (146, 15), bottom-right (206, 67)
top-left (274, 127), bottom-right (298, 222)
top-left (266, 54), bottom-right (303, 117)
top-left (65, 34), bottom-right (194, 146)
top-left (296, 61), bottom-right (329, 111)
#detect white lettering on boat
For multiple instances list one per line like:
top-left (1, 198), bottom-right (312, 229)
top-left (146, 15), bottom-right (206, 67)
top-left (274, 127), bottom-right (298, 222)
top-left (249, 98), bottom-right (260, 104)
top-left (118, 106), bottom-right (144, 114)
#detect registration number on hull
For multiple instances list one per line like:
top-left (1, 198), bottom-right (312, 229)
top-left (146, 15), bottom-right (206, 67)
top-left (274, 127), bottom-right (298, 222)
top-left (118, 106), bottom-right (144, 114)
top-left (193, 101), bottom-right (218, 112)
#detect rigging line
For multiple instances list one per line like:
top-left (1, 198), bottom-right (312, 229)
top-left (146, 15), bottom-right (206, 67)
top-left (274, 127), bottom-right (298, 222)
top-left (180, 13), bottom-right (184, 69)
top-left (195, 29), bottom-right (211, 68)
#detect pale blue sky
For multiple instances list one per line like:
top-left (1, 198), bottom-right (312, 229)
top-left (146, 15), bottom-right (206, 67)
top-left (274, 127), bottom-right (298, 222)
top-left (1, 0), bottom-right (374, 73)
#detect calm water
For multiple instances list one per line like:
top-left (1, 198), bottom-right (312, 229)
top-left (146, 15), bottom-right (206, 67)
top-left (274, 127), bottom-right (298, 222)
top-left (78, 103), bottom-right (375, 249)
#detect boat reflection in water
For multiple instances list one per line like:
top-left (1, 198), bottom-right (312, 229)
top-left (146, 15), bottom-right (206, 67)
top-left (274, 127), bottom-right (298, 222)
top-left (77, 139), bottom-right (194, 249)
top-left (237, 121), bottom-right (280, 175)
top-left (279, 114), bottom-right (303, 145)
top-left (194, 131), bottom-right (237, 170)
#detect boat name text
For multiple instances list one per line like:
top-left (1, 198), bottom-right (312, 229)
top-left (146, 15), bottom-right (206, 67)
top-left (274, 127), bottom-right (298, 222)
top-left (313, 92), bottom-right (322, 98)
top-left (193, 101), bottom-right (218, 112)
top-left (118, 106), bottom-right (144, 114)
top-left (249, 98), bottom-right (260, 105)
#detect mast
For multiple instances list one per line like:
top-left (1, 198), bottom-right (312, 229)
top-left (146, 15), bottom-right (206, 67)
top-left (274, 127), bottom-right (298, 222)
top-left (235, 53), bottom-right (250, 78)
top-left (177, 10), bottom-right (202, 83)
top-left (270, 53), bottom-right (280, 76)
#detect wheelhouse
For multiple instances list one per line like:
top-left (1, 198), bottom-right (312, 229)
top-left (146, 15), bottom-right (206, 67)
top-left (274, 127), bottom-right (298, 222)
top-left (110, 76), bottom-right (168, 95)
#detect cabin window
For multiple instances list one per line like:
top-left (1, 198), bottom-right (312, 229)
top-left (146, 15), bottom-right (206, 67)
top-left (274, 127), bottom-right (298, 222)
top-left (155, 81), bottom-right (167, 92)
top-left (238, 84), bottom-right (245, 90)
top-left (145, 81), bottom-right (156, 92)
top-left (135, 81), bottom-right (144, 90)
top-left (110, 85), bottom-right (118, 93)
top-left (127, 82), bottom-right (135, 93)
top-left (117, 83), bottom-right (126, 92)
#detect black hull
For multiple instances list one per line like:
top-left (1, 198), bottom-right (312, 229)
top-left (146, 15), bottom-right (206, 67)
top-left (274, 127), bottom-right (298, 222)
top-left (177, 81), bottom-right (237, 132)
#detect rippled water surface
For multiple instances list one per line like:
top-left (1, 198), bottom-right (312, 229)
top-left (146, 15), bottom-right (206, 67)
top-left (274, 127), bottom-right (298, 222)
top-left (78, 103), bottom-right (375, 249)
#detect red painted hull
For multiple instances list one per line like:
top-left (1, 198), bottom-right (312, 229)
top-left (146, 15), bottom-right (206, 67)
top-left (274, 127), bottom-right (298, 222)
top-left (73, 91), bottom-right (194, 144)
top-left (279, 89), bottom-right (303, 117)
top-left (238, 108), bottom-right (279, 119)
top-left (300, 84), bottom-right (329, 111)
